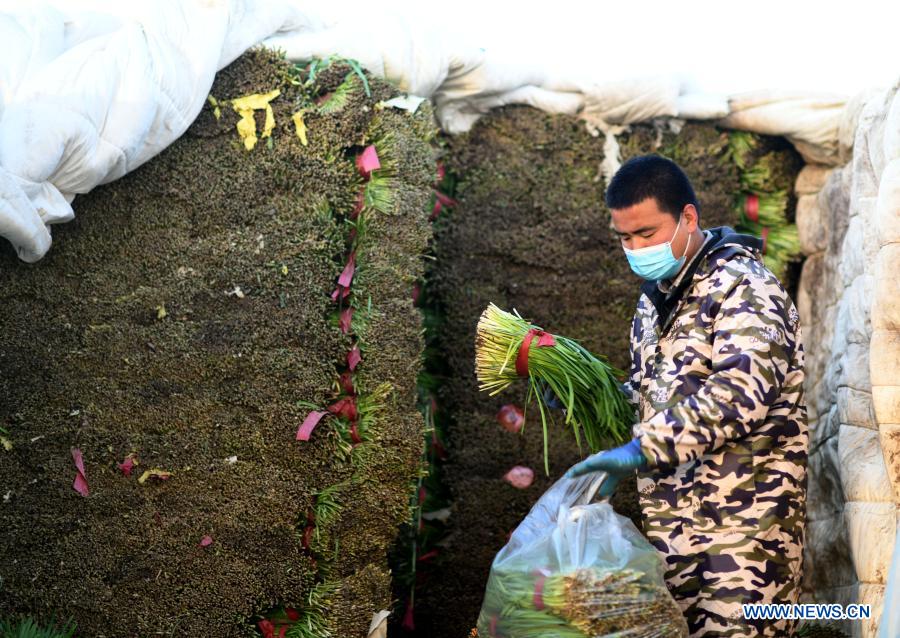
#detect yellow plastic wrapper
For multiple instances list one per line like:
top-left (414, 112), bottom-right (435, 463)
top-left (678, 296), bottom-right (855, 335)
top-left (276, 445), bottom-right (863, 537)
top-left (292, 109), bottom-right (308, 146)
top-left (231, 89), bottom-right (280, 150)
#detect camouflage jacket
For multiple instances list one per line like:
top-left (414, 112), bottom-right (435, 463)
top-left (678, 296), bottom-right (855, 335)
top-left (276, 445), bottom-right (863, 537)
top-left (623, 226), bottom-right (809, 638)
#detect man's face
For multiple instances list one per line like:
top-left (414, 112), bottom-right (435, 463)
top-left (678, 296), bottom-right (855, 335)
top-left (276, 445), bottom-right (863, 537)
top-left (610, 197), bottom-right (697, 254)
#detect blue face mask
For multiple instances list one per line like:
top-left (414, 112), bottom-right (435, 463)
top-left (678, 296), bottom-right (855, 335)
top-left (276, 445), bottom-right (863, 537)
top-left (623, 215), bottom-right (691, 281)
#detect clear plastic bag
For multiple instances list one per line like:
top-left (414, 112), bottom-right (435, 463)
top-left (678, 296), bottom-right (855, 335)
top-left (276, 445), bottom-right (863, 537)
top-left (475, 472), bottom-right (688, 638)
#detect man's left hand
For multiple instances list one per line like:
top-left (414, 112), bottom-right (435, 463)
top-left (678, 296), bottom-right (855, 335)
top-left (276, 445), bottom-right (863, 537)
top-left (564, 438), bottom-right (648, 497)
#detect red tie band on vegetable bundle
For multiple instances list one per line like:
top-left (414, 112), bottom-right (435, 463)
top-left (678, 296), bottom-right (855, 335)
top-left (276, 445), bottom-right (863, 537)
top-left (417, 549), bottom-right (439, 562)
top-left (761, 226), bottom-right (770, 254)
top-left (430, 189), bottom-right (457, 221)
top-left (328, 396), bottom-right (358, 421)
top-left (328, 397), bottom-right (362, 444)
top-left (347, 345), bottom-right (361, 371)
top-left (533, 573), bottom-right (547, 611)
top-left (337, 252), bottom-right (356, 289)
top-left (301, 508), bottom-right (316, 550)
top-left (351, 191), bottom-right (365, 219)
top-left (434, 190), bottom-right (456, 208)
top-left (257, 619), bottom-right (276, 638)
top-left (431, 431), bottom-right (448, 460)
top-left (339, 371), bottom-right (355, 395)
top-left (330, 286), bottom-right (350, 302)
top-left (338, 306), bottom-right (354, 334)
top-left (744, 193), bottom-right (760, 222)
top-left (402, 599), bottom-right (415, 631)
top-left (514, 328), bottom-right (556, 377)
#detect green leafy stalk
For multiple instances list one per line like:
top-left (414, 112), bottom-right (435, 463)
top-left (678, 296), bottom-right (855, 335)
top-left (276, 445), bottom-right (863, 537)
top-left (724, 130), bottom-right (757, 170)
top-left (0, 617), bottom-right (77, 638)
top-left (475, 304), bottom-right (634, 474)
top-left (315, 73), bottom-right (358, 114)
top-left (284, 580), bottom-right (340, 638)
top-left (735, 218), bottom-right (800, 280)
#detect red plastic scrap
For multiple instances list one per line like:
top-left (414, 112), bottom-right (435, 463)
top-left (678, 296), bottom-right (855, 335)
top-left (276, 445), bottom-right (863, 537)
top-left (71, 448), bottom-right (89, 497)
top-left (117, 453), bottom-right (136, 477)
top-left (356, 145), bottom-right (381, 178)
top-left (296, 410), bottom-right (328, 441)
top-left (503, 465), bottom-right (535, 489)
top-left (347, 346), bottom-right (361, 371)
top-left (496, 404), bottom-right (525, 434)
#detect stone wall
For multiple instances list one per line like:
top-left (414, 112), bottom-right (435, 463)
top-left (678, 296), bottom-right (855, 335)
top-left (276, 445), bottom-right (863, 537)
top-left (797, 80), bottom-right (900, 638)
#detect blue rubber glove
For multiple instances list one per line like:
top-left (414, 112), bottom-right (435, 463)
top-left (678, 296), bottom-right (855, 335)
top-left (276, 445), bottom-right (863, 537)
top-left (539, 381), bottom-right (565, 411)
top-left (564, 438), bottom-right (648, 497)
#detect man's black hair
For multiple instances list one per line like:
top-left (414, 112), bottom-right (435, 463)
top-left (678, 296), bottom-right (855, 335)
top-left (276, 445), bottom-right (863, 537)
top-left (605, 154), bottom-right (701, 220)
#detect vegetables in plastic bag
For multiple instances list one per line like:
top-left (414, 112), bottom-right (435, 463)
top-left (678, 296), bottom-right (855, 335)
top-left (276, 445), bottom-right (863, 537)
top-left (475, 472), bottom-right (688, 638)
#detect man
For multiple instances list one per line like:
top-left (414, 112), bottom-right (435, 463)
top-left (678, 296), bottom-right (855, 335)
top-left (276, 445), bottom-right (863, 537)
top-left (563, 154), bottom-right (809, 637)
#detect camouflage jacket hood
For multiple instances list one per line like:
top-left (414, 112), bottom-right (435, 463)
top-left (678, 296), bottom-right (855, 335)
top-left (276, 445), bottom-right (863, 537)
top-left (622, 225), bottom-right (808, 637)
top-left (640, 225), bottom-right (764, 335)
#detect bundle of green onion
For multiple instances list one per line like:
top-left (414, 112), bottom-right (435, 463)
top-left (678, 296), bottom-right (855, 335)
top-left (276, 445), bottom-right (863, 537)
top-left (475, 566), bottom-right (688, 638)
top-left (475, 303), bottom-right (634, 473)
top-left (736, 218), bottom-right (800, 281)
top-left (725, 132), bottom-right (802, 282)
